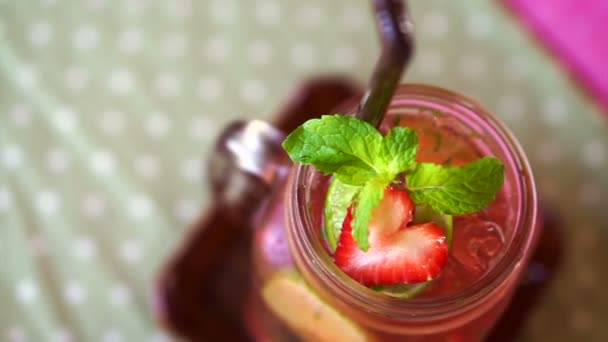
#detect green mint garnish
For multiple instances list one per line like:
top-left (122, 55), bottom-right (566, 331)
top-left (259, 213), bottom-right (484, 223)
top-left (282, 114), bottom-right (504, 251)
top-left (281, 114), bottom-right (384, 186)
top-left (283, 115), bottom-right (415, 250)
top-left (381, 126), bottom-right (418, 175)
top-left (350, 178), bottom-right (392, 250)
top-left (407, 158), bottom-right (504, 215)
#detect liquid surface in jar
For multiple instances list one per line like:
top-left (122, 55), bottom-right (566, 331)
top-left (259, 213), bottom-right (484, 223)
top-left (257, 109), bottom-right (513, 297)
top-left (378, 110), bottom-right (509, 297)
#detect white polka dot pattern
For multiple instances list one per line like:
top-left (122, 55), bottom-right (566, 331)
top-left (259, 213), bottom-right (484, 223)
top-left (118, 28), bottom-right (144, 55)
top-left (15, 279), bottom-right (38, 304)
top-left (0, 187), bottom-right (13, 212)
top-left (72, 236), bottom-right (97, 260)
top-left (1, 145), bottom-right (24, 170)
top-left (53, 328), bottom-right (73, 342)
top-left (63, 281), bottom-right (86, 306)
top-left (107, 69), bottom-right (136, 95)
top-left (72, 25), bottom-right (100, 51)
top-left (109, 284), bottom-right (132, 307)
top-left (127, 195), bottom-right (154, 220)
top-left (28, 20), bottom-right (54, 48)
top-left (35, 190), bottom-right (60, 216)
top-left (81, 192), bottom-right (107, 219)
top-left (8, 104), bottom-right (32, 128)
top-left (89, 151), bottom-right (116, 176)
top-left (47, 147), bottom-right (70, 173)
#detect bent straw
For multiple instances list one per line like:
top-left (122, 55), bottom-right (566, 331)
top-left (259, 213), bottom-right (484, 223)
top-left (357, 0), bottom-right (415, 128)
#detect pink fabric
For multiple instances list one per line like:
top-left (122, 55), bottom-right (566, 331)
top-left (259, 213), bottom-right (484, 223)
top-left (504, 0), bottom-right (608, 112)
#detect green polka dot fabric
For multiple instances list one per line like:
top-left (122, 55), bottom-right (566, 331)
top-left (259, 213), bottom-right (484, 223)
top-left (1, 0), bottom-right (607, 341)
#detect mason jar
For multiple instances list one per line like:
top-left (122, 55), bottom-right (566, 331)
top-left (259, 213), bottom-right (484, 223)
top-left (246, 84), bottom-right (540, 342)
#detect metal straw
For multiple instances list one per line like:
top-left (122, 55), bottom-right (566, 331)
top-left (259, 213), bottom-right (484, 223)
top-left (357, 0), bottom-right (415, 127)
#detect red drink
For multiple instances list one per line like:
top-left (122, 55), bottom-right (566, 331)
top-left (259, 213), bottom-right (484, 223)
top-left (248, 84), bottom-right (540, 341)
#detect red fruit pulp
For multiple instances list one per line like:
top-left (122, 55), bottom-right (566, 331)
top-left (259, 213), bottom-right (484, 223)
top-left (333, 189), bottom-right (449, 286)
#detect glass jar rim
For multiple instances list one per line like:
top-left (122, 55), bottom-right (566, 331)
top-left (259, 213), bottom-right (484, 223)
top-left (286, 83), bottom-right (539, 325)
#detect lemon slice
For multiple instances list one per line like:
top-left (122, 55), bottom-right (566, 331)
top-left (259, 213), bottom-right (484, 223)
top-left (262, 272), bottom-right (368, 342)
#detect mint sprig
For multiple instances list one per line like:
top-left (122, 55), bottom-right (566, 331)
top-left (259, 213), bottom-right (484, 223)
top-left (381, 125), bottom-right (418, 175)
top-left (281, 114), bottom-right (384, 186)
top-left (282, 115), bottom-right (504, 251)
top-left (283, 115), bottom-right (417, 251)
top-left (407, 158), bottom-right (504, 215)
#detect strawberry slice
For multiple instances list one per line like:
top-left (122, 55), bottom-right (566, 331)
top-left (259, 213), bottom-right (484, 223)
top-left (333, 187), bottom-right (448, 286)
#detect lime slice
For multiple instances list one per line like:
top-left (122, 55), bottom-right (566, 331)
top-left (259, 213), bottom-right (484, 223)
top-left (262, 271), bottom-right (367, 342)
top-left (324, 178), bottom-right (360, 251)
top-left (373, 282), bottom-right (431, 299)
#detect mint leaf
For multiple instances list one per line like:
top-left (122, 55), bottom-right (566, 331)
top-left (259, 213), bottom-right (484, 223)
top-left (381, 127), bottom-right (418, 175)
top-left (324, 179), bottom-right (361, 251)
top-left (282, 115), bottom-right (383, 186)
top-left (406, 157), bottom-right (504, 215)
top-left (325, 163), bottom-right (377, 186)
top-left (351, 178), bottom-right (391, 251)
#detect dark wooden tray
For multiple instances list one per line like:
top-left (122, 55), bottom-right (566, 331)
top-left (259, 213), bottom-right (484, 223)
top-left (153, 78), bottom-right (563, 342)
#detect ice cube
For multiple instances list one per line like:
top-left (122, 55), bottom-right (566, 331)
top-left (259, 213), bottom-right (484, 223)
top-left (452, 219), bottom-right (505, 277)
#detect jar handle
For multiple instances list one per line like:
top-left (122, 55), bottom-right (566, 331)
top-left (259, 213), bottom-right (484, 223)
top-left (153, 77), bottom-right (362, 340)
